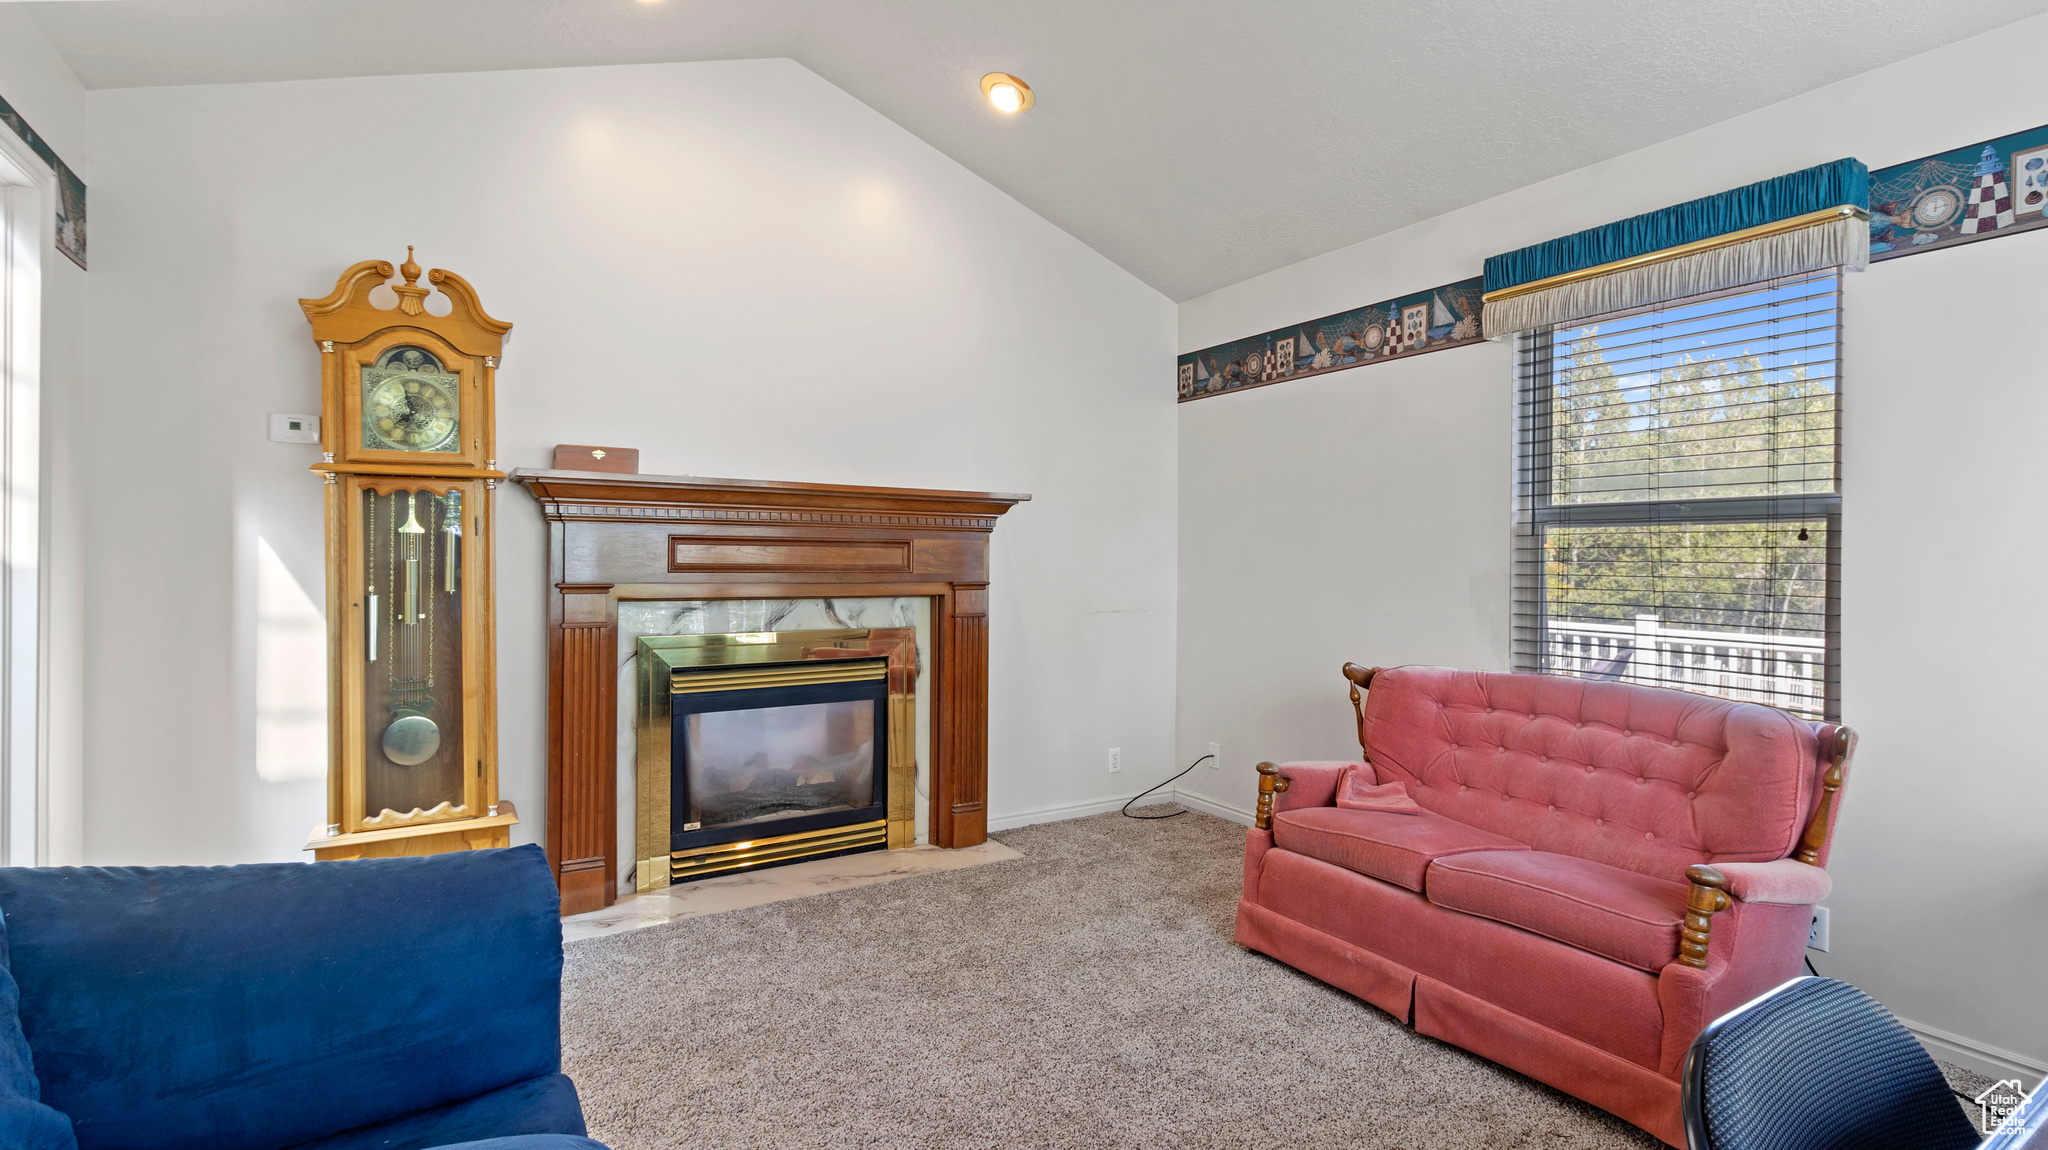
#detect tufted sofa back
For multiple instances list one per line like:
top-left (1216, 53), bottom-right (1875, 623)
top-left (1361, 666), bottom-right (1822, 882)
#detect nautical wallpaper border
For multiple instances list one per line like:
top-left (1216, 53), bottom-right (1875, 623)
top-left (0, 91), bottom-right (87, 271)
top-left (1177, 277), bottom-right (1483, 403)
top-left (1868, 120), bottom-right (2048, 262)
top-left (1179, 120), bottom-right (2048, 403)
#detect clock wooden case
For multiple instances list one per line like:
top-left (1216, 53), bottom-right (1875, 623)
top-left (300, 250), bottom-right (518, 859)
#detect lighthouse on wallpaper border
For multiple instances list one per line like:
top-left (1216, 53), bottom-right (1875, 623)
top-left (1961, 144), bottom-right (2015, 234)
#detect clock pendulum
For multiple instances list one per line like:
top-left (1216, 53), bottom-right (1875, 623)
top-left (381, 490), bottom-right (442, 767)
top-left (365, 492), bottom-right (379, 663)
top-left (442, 490), bottom-right (462, 594)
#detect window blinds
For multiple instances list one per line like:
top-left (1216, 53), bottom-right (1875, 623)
top-left (1511, 272), bottom-right (1841, 719)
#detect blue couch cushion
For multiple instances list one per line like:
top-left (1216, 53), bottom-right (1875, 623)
top-left (0, 844), bottom-right (564, 1150)
top-left (0, 912), bottom-right (73, 1150)
top-left (419, 1140), bottom-right (606, 1150)
top-left (287, 1072), bottom-right (586, 1150)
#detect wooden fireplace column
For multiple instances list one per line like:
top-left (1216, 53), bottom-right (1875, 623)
top-left (514, 469), bottom-right (1028, 915)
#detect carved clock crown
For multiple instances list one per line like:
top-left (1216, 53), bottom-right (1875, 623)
top-left (298, 248), bottom-right (513, 359)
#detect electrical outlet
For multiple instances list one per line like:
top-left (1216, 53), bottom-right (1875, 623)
top-left (1107, 747), bottom-right (1122, 774)
top-left (1808, 906), bottom-right (1830, 952)
top-left (1207, 741), bottom-right (1221, 767)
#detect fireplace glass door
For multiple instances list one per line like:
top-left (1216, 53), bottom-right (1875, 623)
top-left (671, 661), bottom-right (889, 855)
top-left (685, 700), bottom-right (874, 829)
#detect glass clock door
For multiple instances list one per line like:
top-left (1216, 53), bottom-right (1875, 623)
top-left (357, 481), bottom-right (473, 824)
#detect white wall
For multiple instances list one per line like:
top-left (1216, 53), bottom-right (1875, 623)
top-left (0, 11), bottom-right (88, 866)
top-left (81, 58), bottom-right (1177, 864)
top-left (0, 11), bottom-right (84, 157)
top-left (1176, 15), bottom-right (2048, 1079)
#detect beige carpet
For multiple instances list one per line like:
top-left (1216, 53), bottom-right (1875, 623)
top-left (563, 808), bottom-right (1673, 1148)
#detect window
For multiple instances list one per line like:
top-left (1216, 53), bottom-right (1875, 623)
top-left (1512, 273), bottom-right (1840, 719)
top-left (0, 142), bottom-right (44, 864)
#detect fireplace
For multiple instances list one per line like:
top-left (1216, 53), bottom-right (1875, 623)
top-left (515, 468), bottom-right (1027, 914)
top-left (634, 628), bottom-right (917, 887)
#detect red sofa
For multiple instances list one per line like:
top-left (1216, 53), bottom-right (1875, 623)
top-left (1234, 664), bottom-right (1853, 1146)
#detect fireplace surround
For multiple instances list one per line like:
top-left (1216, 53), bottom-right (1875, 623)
top-left (514, 469), bottom-right (1028, 914)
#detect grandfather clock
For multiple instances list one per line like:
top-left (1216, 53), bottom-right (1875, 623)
top-left (299, 250), bottom-right (518, 859)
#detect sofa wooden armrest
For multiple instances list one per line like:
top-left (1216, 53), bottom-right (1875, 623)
top-left (1342, 662), bottom-right (1379, 756)
top-left (1678, 865), bottom-right (1732, 970)
top-left (1254, 761), bottom-right (1290, 829)
top-left (1794, 725), bottom-right (1853, 866)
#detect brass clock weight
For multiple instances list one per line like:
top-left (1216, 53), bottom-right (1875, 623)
top-left (300, 249), bottom-right (517, 859)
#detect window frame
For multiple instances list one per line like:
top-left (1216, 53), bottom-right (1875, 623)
top-left (1510, 274), bottom-right (1843, 721)
top-left (0, 129), bottom-right (46, 864)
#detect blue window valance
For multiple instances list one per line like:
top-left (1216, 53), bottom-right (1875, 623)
top-left (1481, 158), bottom-right (1870, 337)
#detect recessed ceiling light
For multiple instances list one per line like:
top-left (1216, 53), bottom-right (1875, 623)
top-left (980, 73), bottom-right (1034, 114)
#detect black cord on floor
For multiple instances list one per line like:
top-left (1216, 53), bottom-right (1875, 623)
top-left (1122, 754), bottom-right (1213, 819)
top-left (1805, 955), bottom-right (1820, 977)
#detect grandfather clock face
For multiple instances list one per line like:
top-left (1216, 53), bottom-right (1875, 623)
top-left (361, 345), bottom-right (462, 454)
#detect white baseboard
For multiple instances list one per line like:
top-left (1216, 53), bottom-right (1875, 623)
top-left (986, 787), bottom-right (1254, 833)
top-left (986, 794), bottom-right (1170, 833)
top-left (985, 787), bottom-right (1250, 834)
top-left (1171, 788), bottom-right (1254, 826)
top-left (1901, 1017), bottom-right (2048, 1086)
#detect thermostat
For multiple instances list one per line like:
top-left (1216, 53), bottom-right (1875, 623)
top-left (269, 413), bottom-right (320, 443)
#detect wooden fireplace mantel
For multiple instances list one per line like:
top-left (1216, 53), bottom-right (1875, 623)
top-left (513, 468), bottom-right (1029, 915)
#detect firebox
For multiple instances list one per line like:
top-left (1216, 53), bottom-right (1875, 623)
top-left (669, 657), bottom-right (888, 873)
top-left (634, 629), bottom-right (918, 888)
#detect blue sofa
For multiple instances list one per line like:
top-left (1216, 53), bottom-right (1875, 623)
top-left (0, 843), bottom-right (607, 1150)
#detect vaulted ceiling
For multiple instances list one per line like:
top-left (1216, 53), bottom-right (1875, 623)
top-left (25, 0), bottom-right (2048, 299)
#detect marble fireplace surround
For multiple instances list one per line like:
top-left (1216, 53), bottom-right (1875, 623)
top-left (513, 469), bottom-right (1028, 916)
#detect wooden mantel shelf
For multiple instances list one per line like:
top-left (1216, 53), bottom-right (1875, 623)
top-left (513, 469), bottom-right (1030, 522)
top-left (512, 468), bottom-right (1029, 915)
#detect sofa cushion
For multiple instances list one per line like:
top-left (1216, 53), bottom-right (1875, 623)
top-left (1361, 665), bottom-right (1821, 882)
top-left (0, 845), bottom-right (565, 1150)
top-left (1272, 806), bottom-right (1528, 892)
top-left (287, 1073), bottom-right (586, 1150)
top-left (1425, 849), bottom-right (1689, 972)
top-left (0, 914), bottom-right (73, 1150)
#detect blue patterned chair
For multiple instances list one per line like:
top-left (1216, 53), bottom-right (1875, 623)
top-left (1681, 976), bottom-right (1981, 1150)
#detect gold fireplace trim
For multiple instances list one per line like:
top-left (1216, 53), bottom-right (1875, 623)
top-left (635, 627), bottom-right (919, 892)
top-left (669, 661), bottom-right (886, 694)
top-left (668, 819), bottom-right (888, 881)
